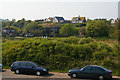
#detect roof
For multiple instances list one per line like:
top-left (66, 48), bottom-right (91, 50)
top-left (55, 17), bottom-right (65, 21)
top-left (87, 65), bottom-right (99, 66)
top-left (72, 17), bottom-right (86, 21)
top-left (87, 65), bottom-right (104, 68)
top-left (72, 17), bottom-right (80, 20)
top-left (80, 17), bottom-right (86, 21)
top-left (14, 61), bottom-right (33, 63)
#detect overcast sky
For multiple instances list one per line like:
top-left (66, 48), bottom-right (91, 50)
top-left (0, 0), bottom-right (119, 20)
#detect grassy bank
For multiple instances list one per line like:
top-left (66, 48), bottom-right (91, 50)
top-left (2, 37), bottom-right (119, 75)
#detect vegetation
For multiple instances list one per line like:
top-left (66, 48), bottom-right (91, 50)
top-left (60, 24), bottom-right (77, 36)
top-left (2, 18), bottom-right (119, 39)
top-left (2, 37), bottom-right (119, 75)
top-left (2, 18), bottom-right (119, 75)
top-left (85, 20), bottom-right (111, 37)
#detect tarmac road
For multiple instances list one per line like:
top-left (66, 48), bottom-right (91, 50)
top-left (1, 69), bottom-right (120, 80)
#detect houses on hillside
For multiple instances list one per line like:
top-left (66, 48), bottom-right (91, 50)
top-left (37, 15), bottom-right (86, 23)
top-left (0, 19), bottom-right (10, 22)
top-left (71, 16), bottom-right (86, 23)
top-left (53, 17), bottom-right (65, 23)
top-left (2, 28), bottom-right (16, 37)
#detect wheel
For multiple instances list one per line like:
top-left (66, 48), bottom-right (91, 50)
top-left (15, 69), bottom-right (20, 74)
top-left (98, 75), bottom-right (104, 80)
top-left (36, 71), bottom-right (41, 76)
top-left (71, 73), bottom-right (77, 78)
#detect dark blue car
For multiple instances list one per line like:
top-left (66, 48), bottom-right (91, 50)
top-left (11, 61), bottom-right (49, 76)
top-left (68, 65), bottom-right (112, 80)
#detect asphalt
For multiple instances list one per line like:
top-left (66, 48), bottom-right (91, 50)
top-left (1, 69), bottom-right (120, 80)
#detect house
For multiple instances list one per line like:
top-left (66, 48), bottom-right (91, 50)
top-left (2, 28), bottom-right (16, 37)
top-left (3, 28), bottom-right (15, 33)
top-left (72, 16), bottom-right (86, 23)
top-left (44, 17), bottom-right (53, 22)
top-left (0, 19), bottom-right (10, 22)
top-left (64, 20), bottom-right (71, 23)
top-left (111, 19), bottom-right (115, 25)
top-left (41, 26), bottom-right (60, 37)
top-left (53, 16), bottom-right (65, 23)
top-left (35, 19), bottom-right (44, 23)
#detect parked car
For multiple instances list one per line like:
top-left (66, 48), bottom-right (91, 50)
top-left (0, 64), bottom-right (3, 70)
top-left (68, 65), bottom-right (112, 80)
top-left (11, 61), bottom-right (49, 76)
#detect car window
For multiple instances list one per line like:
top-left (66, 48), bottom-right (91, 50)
top-left (31, 63), bottom-right (38, 67)
top-left (99, 68), bottom-right (105, 72)
top-left (14, 62), bottom-right (20, 66)
top-left (20, 62), bottom-right (26, 67)
top-left (25, 63), bottom-right (31, 67)
top-left (91, 67), bottom-right (105, 72)
top-left (83, 66), bottom-right (91, 71)
top-left (26, 63), bottom-right (36, 67)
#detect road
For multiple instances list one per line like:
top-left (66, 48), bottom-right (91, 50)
top-left (1, 69), bottom-right (120, 80)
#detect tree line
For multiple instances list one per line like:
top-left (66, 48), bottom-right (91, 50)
top-left (2, 18), bottom-right (119, 39)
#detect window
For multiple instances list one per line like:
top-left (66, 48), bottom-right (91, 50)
top-left (26, 63), bottom-right (32, 67)
top-left (83, 66), bottom-right (91, 71)
top-left (14, 62), bottom-right (20, 66)
top-left (20, 62), bottom-right (26, 67)
top-left (91, 67), bottom-right (105, 72)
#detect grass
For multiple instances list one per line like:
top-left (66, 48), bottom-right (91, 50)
top-left (3, 65), bottom-right (11, 69)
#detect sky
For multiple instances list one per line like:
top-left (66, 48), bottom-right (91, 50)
top-left (0, 0), bottom-right (119, 21)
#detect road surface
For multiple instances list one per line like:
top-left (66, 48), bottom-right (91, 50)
top-left (1, 69), bottom-right (120, 80)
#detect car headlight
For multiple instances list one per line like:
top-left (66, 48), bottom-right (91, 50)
top-left (43, 69), bottom-right (47, 71)
top-left (69, 70), bottom-right (71, 72)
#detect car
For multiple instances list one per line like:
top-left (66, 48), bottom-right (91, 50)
top-left (68, 65), bottom-right (112, 80)
top-left (11, 61), bottom-right (49, 76)
top-left (0, 64), bottom-right (3, 71)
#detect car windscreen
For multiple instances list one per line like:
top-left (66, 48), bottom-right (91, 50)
top-left (100, 66), bottom-right (108, 71)
top-left (33, 62), bottom-right (46, 68)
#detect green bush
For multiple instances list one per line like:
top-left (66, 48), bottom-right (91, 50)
top-left (2, 37), bottom-right (119, 74)
top-left (78, 37), bottom-right (95, 44)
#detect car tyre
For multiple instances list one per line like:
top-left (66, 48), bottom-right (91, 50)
top-left (15, 69), bottom-right (20, 74)
top-left (98, 75), bottom-right (104, 80)
top-left (36, 71), bottom-right (41, 76)
top-left (71, 73), bottom-right (77, 78)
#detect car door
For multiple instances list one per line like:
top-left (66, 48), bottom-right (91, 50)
top-left (25, 62), bottom-right (36, 74)
top-left (78, 66), bottom-right (92, 78)
top-left (90, 67), bottom-right (104, 78)
top-left (19, 62), bottom-right (27, 73)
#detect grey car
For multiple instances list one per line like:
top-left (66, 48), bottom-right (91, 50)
top-left (68, 65), bottom-right (112, 80)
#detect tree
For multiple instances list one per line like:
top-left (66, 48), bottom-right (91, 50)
top-left (79, 27), bottom-right (86, 36)
top-left (12, 18), bottom-right (26, 28)
top-left (60, 24), bottom-right (76, 36)
top-left (110, 20), bottom-right (120, 40)
top-left (12, 19), bottom-right (16, 22)
top-left (86, 20), bottom-right (111, 37)
top-left (24, 22), bottom-right (42, 36)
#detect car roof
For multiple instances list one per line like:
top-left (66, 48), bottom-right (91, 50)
top-left (86, 65), bottom-right (104, 68)
top-left (14, 61), bottom-right (33, 63)
top-left (87, 65), bottom-right (100, 67)
top-left (86, 65), bottom-right (107, 70)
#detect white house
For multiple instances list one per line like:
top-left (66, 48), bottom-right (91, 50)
top-left (53, 16), bottom-right (65, 23)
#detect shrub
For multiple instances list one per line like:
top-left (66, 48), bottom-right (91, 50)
top-left (78, 37), bottom-right (95, 44)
